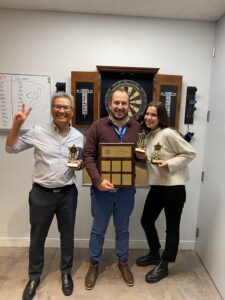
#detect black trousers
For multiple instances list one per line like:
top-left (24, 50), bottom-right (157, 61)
top-left (141, 185), bottom-right (186, 262)
top-left (28, 184), bottom-right (78, 280)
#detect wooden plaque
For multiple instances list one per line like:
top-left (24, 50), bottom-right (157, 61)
top-left (99, 143), bottom-right (135, 188)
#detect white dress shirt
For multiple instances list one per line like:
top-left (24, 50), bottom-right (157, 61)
top-left (6, 122), bottom-right (84, 188)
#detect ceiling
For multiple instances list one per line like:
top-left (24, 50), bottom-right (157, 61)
top-left (0, 0), bottom-right (224, 22)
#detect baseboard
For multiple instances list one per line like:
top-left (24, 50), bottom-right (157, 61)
top-left (0, 237), bottom-right (196, 249)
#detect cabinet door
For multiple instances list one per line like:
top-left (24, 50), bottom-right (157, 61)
top-left (154, 74), bottom-right (182, 129)
top-left (97, 65), bottom-right (159, 121)
top-left (71, 71), bottom-right (99, 128)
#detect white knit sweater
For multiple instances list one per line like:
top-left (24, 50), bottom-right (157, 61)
top-left (145, 127), bottom-right (196, 186)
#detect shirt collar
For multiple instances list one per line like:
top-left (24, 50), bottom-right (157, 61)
top-left (51, 121), bottom-right (71, 135)
top-left (108, 114), bottom-right (130, 129)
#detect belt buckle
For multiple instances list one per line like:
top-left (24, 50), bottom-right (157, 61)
top-left (53, 188), bottom-right (61, 193)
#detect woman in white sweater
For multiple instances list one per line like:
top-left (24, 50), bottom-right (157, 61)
top-left (136, 101), bottom-right (196, 283)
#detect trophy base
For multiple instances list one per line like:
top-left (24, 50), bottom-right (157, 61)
top-left (151, 159), bottom-right (163, 165)
top-left (135, 147), bottom-right (146, 154)
top-left (67, 162), bottom-right (78, 168)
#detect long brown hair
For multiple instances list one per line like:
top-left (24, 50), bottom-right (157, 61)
top-left (140, 101), bottom-right (169, 134)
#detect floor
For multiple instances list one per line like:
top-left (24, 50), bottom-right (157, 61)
top-left (0, 248), bottom-right (222, 300)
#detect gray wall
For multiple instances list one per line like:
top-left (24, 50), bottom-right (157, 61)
top-left (0, 9), bottom-right (214, 250)
top-left (196, 15), bottom-right (225, 299)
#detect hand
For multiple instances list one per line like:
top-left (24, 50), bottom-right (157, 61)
top-left (158, 160), bottom-right (168, 169)
top-left (6, 103), bottom-right (32, 146)
top-left (13, 103), bottom-right (32, 127)
top-left (135, 152), bottom-right (147, 161)
top-left (97, 179), bottom-right (115, 191)
top-left (74, 160), bottom-right (82, 170)
top-left (147, 159), bottom-right (168, 169)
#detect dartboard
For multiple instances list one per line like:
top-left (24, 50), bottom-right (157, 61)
top-left (105, 80), bottom-right (147, 120)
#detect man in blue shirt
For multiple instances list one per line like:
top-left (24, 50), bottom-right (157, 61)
top-left (6, 92), bottom-right (83, 300)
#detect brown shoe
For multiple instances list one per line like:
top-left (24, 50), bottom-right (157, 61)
top-left (85, 260), bottom-right (99, 290)
top-left (117, 259), bottom-right (134, 287)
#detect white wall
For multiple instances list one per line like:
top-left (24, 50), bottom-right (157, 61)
top-left (196, 15), bottom-right (225, 298)
top-left (0, 9), bottom-right (215, 249)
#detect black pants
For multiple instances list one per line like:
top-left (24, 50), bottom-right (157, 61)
top-left (141, 185), bottom-right (186, 262)
top-left (28, 184), bottom-right (78, 280)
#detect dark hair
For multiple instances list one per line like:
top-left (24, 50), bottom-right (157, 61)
top-left (140, 101), bottom-right (169, 134)
top-left (111, 87), bottom-right (130, 102)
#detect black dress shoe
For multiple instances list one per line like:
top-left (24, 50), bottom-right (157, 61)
top-left (22, 279), bottom-right (40, 300)
top-left (145, 260), bottom-right (168, 283)
top-left (136, 251), bottom-right (160, 267)
top-left (61, 274), bottom-right (74, 296)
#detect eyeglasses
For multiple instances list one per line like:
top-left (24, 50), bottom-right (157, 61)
top-left (52, 105), bottom-right (72, 111)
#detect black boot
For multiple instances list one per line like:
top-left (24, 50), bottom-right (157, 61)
top-left (145, 260), bottom-right (168, 283)
top-left (136, 250), bottom-right (160, 267)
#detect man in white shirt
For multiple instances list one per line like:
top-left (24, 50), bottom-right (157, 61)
top-left (6, 92), bottom-right (83, 300)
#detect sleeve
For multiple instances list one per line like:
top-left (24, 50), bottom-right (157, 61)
top-left (165, 129), bottom-right (196, 173)
top-left (82, 122), bottom-right (102, 186)
top-left (5, 127), bottom-right (35, 154)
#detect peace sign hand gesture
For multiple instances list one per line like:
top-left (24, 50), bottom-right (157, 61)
top-left (13, 103), bottom-right (32, 127)
top-left (6, 103), bottom-right (32, 146)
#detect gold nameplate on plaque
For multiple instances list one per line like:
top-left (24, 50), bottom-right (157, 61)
top-left (99, 143), bottom-right (135, 188)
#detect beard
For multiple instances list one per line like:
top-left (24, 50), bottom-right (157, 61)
top-left (110, 110), bottom-right (128, 121)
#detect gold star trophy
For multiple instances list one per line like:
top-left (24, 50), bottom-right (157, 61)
top-left (135, 131), bottom-right (146, 154)
top-left (67, 145), bottom-right (80, 168)
top-left (151, 142), bottom-right (163, 164)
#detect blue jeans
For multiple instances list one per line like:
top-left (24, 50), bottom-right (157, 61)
top-left (89, 186), bottom-right (136, 261)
